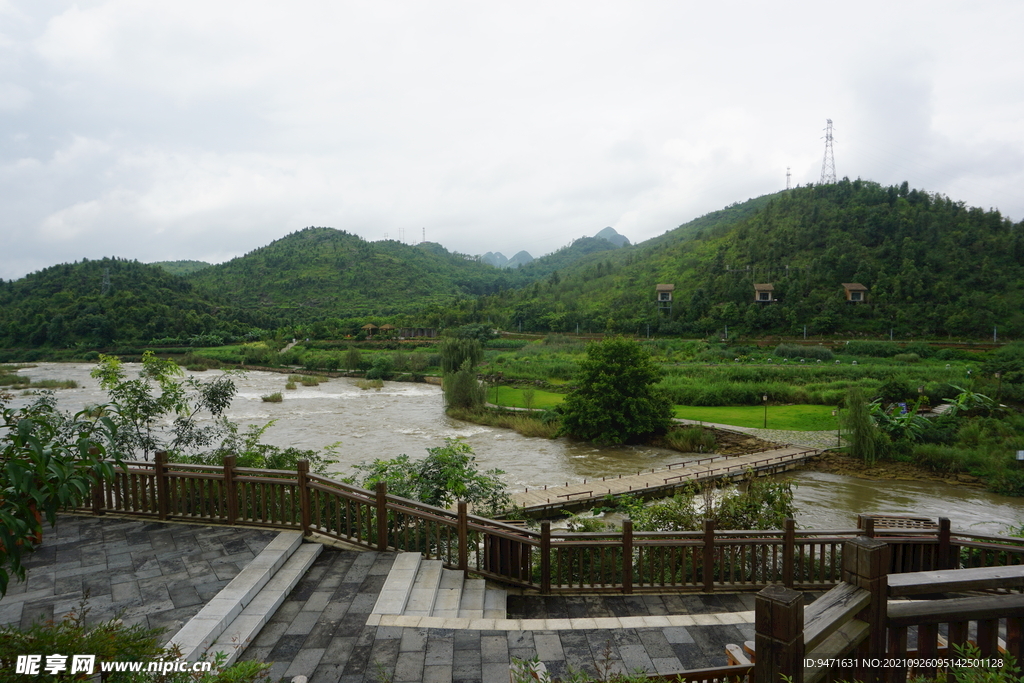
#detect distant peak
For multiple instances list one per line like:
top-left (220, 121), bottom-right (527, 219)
top-left (595, 226), bottom-right (630, 247)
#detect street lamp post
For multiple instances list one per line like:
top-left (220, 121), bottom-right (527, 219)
top-left (763, 394), bottom-right (768, 429)
top-left (833, 405), bottom-right (842, 448)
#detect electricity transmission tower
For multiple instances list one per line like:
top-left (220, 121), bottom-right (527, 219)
top-left (786, 167), bottom-right (791, 190)
top-left (819, 119), bottom-right (836, 184)
top-left (101, 267), bottom-right (111, 296)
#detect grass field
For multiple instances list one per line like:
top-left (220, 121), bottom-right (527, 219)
top-left (487, 385), bottom-right (564, 410)
top-left (672, 404), bottom-right (838, 431)
top-left (486, 385), bottom-right (837, 432)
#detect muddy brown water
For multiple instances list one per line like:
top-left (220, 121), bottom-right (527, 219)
top-left (8, 363), bottom-right (1024, 535)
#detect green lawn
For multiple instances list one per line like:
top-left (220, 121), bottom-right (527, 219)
top-left (672, 404), bottom-right (838, 431)
top-left (487, 386), bottom-right (836, 432)
top-left (487, 385), bottom-right (565, 410)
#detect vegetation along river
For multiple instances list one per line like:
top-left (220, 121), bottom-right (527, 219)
top-left (9, 363), bottom-right (1024, 536)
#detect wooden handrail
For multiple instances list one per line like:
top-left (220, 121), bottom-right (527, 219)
top-left (83, 458), bottom-right (1024, 599)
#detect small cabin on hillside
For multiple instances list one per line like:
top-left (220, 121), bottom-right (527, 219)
top-left (842, 283), bottom-right (868, 303)
top-left (655, 284), bottom-right (674, 314)
top-left (360, 323), bottom-right (378, 337)
top-left (754, 283), bottom-right (775, 303)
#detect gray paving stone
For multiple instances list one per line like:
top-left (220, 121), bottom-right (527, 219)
top-left (636, 628), bottom-right (676, 659)
top-left (400, 627), bottom-right (427, 653)
top-left (422, 664), bottom-right (454, 683)
top-left (480, 634), bottom-right (508, 663)
top-left (284, 648), bottom-right (326, 679)
top-left (394, 650), bottom-right (425, 682)
top-left (663, 625), bottom-right (695, 643)
top-left (322, 636), bottom-right (357, 664)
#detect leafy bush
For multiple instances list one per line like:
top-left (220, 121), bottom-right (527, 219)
top-left (893, 352), bottom-right (920, 363)
top-left (365, 355), bottom-right (393, 380)
top-left (443, 361), bottom-right (485, 410)
top-left (559, 338), bottom-right (672, 445)
top-left (0, 599), bottom-right (270, 682)
top-left (345, 438), bottom-right (511, 516)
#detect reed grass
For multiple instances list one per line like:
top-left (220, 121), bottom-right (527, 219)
top-left (261, 392), bottom-right (283, 403)
top-left (356, 379), bottom-right (384, 390)
top-left (447, 408), bottom-right (560, 438)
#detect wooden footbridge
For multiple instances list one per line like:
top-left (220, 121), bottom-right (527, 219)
top-left (511, 445), bottom-right (820, 516)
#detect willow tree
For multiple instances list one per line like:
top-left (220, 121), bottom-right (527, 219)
top-left (842, 386), bottom-right (878, 465)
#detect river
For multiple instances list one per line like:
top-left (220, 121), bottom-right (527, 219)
top-left (6, 363), bottom-right (1023, 535)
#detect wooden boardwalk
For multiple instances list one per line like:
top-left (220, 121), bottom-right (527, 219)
top-left (512, 446), bottom-right (819, 516)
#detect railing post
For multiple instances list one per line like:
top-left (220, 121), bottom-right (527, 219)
top-left (703, 519), bottom-right (716, 592)
top-left (938, 517), bottom-right (951, 569)
top-left (540, 522), bottom-right (551, 595)
top-left (783, 518), bottom-right (795, 588)
top-left (457, 501), bottom-right (468, 572)
top-left (297, 460), bottom-right (310, 537)
top-left (375, 481), bottom-right (388, 551)
top-left (754, 584), bottom-right (804, 683)
top-left (89, 447), bottom-right (105, 516)
top-left (155, 450), bottom-right (169, 520)
top-left (622, 519), bottom-right (633, 594)
top-left (224, 454), bottom-right (237, 525)
top-left (842, 536), bottom-right (889, 682)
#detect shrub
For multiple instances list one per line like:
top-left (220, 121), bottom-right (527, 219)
top-left (356, 379), bottom-right (384, 390)
top-left (365, 355), bottom-right (393, 380)
top-left (285, 381), bottom-right (297, 390)
top-left (444, 361), bottom-right (485, 410)
top-left (893, 352), bottom-right (920, 363)
top-left (261, 392), bottom-right (283, 403)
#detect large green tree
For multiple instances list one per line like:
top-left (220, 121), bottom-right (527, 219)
top-left (559, 337), bottom-right (673, 445)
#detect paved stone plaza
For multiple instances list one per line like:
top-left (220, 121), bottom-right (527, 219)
top-left (0, 515), bottom-right (279, 637)
top-left (2, 516), bottom-right (777, 682)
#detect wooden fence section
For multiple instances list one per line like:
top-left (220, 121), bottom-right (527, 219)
top-left (751, 537), bottom-right (1024, 683)
top-left (513, 447), bottom-right (820, 515)
top-left (84, 452), bottom-right (1024, 596)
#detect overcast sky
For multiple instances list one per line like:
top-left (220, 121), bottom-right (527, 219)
top-left (2, 1), bottom-right (1023, 281)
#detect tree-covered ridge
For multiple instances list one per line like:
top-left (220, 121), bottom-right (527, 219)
top-left (185, 227), bottom-right (520, 319)
top-left (0, 257), bottom-right (243, 347)
top-left (477, 181), bottom-right (1024, 338)
top-left (150, 260), bottom-right (212, 276)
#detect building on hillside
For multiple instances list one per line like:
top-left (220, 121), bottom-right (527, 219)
top-left (655, 284), bottom-right (674, 315)
top-left (754, 283), bottom-right (775, 303)
top-left (360, 323), bottom-right (378, 337)
top-left (842, 283), bottom-right (868, 303)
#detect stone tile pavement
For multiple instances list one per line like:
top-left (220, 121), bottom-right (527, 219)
top-left (0, 515), bottom-right (279, 641)
top-left (242, 547), bottom-right (796, 683)
top-left (2, 515), bottom-right (809, 682)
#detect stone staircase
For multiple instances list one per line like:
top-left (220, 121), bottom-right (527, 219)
top-left (372, 553), bottom-right (506, 620)
top-left (169, 531), bottom-right (322, 665)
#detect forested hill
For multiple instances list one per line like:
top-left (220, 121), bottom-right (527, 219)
top-left (479, 180), bottom-right (1024, 338)
top-left (185, 227), bottom-right (520, 319)
top-left (0, 257), bottom-right (244, 347)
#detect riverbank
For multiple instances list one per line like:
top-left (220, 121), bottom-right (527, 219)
top-left (801, 450), bottom-right (986, 488)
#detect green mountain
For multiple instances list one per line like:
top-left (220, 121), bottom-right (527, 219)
top-left (151, 260), bottom-right (213, 276)
top-left (185, 227), bottom-right (520, 321)
top-left (0, 257), bottom-right (243, 347)
top-left (479, 181), bottom-right (1024, 338)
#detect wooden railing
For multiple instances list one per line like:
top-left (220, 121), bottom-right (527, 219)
top-left (83, 453), bottom-right (1024, 597)
top-left (751, 536), bottom-right (1024, 683)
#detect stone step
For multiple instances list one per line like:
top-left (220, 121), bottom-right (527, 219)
top-left (404, 560), bottom-right (443, 616)
top-left (370, 552), bottom-right (422, 615)
top-left (431, 568), bottom-right (464, 618)
top-left (169, 531), bottom-right (305, 661)
top-left (483, 587), bottom-right (507, 619)
top-left (458, 578), bottom-right (486, 619)
top-left (213, 542), bottom-right (322, 666)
